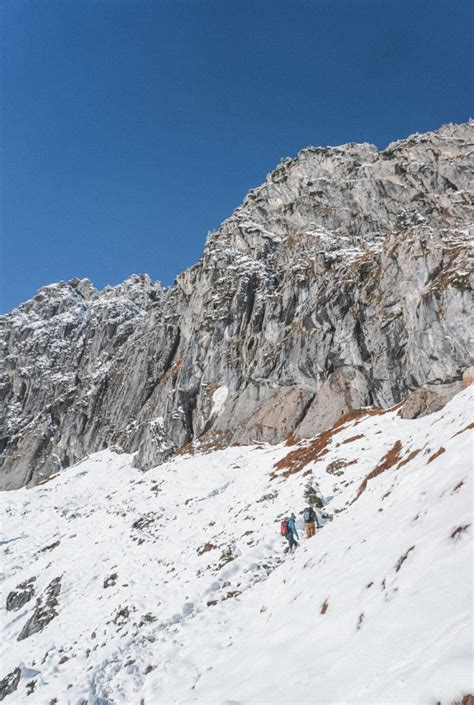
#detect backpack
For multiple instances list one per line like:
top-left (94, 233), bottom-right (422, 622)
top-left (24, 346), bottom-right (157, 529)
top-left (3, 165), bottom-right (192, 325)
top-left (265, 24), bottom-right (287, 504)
top-left (303, 507), bottom-right (314, 522)
top-left (280, 519), bottom-right (289, 536)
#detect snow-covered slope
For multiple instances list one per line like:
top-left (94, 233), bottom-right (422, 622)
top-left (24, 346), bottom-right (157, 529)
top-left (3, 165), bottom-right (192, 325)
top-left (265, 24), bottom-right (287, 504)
top-left (1, 388), bottom-right (472, 704)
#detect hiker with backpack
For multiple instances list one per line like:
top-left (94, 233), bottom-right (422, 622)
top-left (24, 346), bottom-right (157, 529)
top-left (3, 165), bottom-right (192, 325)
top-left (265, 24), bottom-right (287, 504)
top-left (281, 512), bottom-right (299, 552)
top-left (303, 505), bottom-right (318, 538)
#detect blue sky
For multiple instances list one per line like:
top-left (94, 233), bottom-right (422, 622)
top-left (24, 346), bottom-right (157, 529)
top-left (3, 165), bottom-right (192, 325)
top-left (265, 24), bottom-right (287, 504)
top-left (1, 0), bottom-right (472, 313)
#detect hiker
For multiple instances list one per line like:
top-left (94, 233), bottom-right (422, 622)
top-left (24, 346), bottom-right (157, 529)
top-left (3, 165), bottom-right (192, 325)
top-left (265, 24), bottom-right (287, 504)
top-left (281, 512), bottom-right (299, 552)
top-left (303, 505), bottom-right (318, 538)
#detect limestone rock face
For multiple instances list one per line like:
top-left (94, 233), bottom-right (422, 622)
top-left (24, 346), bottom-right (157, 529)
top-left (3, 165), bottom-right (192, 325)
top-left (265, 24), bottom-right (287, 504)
top-left (295, 367), bottom-right (371, 438)
top-left (231, 385), bottom-right (315, 445)
top-left (1, 122), bottom-right (473, 488)
top-left (0, 275), bottom-right (162, 488)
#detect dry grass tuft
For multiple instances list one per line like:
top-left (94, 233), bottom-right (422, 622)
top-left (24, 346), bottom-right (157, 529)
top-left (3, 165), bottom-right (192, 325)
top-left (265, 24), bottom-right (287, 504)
top-left (175, 441), bottom-right (194, 456)
top-left (176, 431), bottom-right (232, 457)
top-left (197, 543), bottom-right (216, 556)
top-left (39, 540), bottom-right (61, 553)
top-left (450, 525), bottom-right (471, 541)
top-left (272, 401), bottom-right (405, 481)
top-left (452, 695), bottom-right (474, 705)
top-left (271, 429), bottom-right (334, 479)
top-left (326, 458), bottom-right (358, 476)
top-left (396, 448), bottom-right (421, 469)
top-left (428, 447), bottom-right (445, 464)
top-left (352, 441), bottom-right (403, 503)
top-left (272, 408), bottom-right (380, 479)
top-left (452, 422), bottom-right (474, 438)
top-left (395, 546), bottom-right (415, 572)
top-left (199, 432), bottom-right (232, 454)
top-left (339, 402), bottom-right (403, 424)
top-left (342, 434), bottom-right (365, 444)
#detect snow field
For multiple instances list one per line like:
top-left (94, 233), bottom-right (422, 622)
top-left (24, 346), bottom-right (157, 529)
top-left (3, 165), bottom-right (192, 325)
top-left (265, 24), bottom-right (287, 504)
top-left (1, 388), bottom-right (472, 704)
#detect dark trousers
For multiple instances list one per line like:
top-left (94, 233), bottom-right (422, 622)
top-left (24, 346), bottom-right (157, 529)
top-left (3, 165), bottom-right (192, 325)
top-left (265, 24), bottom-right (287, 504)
top-left (286, 532), bottom-right (298, 550)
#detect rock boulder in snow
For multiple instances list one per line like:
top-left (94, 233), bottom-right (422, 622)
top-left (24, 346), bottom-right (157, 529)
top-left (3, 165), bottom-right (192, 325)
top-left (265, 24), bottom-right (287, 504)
top-left (0, 668), bottom-right (21, 701)
top-left (6, 577), bottom-right (36, 612)
top-left (398, 381), bottom-right (464, 419)
top-left (17, 577), bottom-right (61, 641)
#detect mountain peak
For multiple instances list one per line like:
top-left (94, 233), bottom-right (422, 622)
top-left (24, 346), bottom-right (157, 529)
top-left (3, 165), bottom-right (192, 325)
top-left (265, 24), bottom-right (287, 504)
top-left (0, 123), bottom-right (472, 489)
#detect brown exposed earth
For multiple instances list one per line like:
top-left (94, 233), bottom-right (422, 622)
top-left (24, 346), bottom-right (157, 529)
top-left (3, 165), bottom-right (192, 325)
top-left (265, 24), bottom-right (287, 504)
top-left (352, 440), bottom-right (403, 502)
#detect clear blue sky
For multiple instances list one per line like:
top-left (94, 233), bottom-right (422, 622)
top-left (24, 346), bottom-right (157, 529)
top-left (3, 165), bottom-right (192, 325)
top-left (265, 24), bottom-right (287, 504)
top-left (1, 0), bottom-right (472, 313)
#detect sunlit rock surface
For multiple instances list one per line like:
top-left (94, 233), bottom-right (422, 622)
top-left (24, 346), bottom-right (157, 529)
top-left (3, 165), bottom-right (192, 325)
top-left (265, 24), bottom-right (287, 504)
top-left (1, 121), bottom-right (472, 488)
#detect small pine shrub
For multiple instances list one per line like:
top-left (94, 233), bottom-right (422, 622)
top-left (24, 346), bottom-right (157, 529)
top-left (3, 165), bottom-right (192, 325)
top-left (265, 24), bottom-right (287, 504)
top-left (304, 481), bottom-right (324, 508)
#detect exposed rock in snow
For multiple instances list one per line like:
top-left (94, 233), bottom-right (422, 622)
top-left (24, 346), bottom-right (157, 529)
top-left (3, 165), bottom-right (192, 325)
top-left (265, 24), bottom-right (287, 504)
top-left (1, 122), bottom-right (473, 487)
top-left (6, 577), bottom-right (36, 612)
top-left (0, 668), bottom-right (20, 702)
top-left (0, 387), bottom-right (472, 703)
top-left (17, 576), bottom-right (62, 641)
top-left (399, 380), bottom-right (464, 419)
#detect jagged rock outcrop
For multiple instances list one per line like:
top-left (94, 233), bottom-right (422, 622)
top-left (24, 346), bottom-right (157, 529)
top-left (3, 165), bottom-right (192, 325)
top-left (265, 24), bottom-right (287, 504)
top-left (1, 121), bottom-right (473, 488)
top-left (0, 275), bottom-right (162, 488)
top-left (0, 668), bottom-right (20, 701)
top-left (6, 577), bottom-right (36, 612)
top-left (17, 576), bottom-right (62, 641)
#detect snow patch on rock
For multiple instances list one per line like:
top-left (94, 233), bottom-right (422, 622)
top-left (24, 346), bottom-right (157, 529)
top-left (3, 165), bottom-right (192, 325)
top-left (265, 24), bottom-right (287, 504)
top-left (211, 385), bottom-right (228, 417)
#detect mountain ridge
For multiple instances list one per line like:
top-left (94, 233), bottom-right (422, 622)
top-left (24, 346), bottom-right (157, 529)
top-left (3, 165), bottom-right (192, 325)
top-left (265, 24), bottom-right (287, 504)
top-left (6, 119), bottom-right (472, 311)
top-left (1, 120), bottom-right (472, 489)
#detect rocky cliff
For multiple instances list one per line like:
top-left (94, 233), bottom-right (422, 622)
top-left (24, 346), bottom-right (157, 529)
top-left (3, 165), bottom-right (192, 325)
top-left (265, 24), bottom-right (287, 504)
top-left (1, 121), bottom-right (473, 489)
